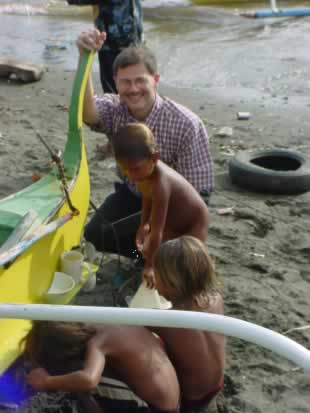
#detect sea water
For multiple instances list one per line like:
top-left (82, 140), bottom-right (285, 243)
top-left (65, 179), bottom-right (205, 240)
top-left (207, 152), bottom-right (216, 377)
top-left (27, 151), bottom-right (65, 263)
top-left (0, 0), bottom-right (310, 97)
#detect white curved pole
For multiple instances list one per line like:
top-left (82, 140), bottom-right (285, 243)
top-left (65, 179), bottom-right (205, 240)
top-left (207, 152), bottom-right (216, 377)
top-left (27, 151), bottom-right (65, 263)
top-left (1, 303), bottom-right (310, 373)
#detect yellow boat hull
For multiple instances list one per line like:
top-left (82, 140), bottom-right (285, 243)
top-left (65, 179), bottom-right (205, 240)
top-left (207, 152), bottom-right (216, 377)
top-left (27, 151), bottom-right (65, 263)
top-left (0, 51), bottom-right (95, 375)
top-left (0, 145), bottom-right (90, 374)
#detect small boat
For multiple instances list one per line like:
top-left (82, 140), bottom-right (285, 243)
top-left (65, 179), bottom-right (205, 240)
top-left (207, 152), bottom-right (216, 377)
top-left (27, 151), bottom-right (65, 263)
top-left (0, 51), bottom-right (94, 375)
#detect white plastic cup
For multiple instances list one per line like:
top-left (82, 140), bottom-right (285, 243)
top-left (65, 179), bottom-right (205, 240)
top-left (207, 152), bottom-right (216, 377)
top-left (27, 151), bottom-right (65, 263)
top-left (44, 272), bottom-right (75, 304)
top-left (60, 250), bottom-right (92, 283)
top-left (84, 241), bottom-right (96, 263)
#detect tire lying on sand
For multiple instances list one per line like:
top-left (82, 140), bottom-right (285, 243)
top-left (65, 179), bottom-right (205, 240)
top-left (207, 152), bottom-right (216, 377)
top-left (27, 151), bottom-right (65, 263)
top-left (229, 149), bottom-right (310, 195)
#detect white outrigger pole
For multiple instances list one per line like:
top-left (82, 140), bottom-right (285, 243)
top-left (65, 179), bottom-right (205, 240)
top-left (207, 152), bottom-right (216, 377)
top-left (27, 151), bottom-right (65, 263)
top-left (1, 303), bottom-right (310, 373)
top-left (242, 0), bottom-right (310, 18)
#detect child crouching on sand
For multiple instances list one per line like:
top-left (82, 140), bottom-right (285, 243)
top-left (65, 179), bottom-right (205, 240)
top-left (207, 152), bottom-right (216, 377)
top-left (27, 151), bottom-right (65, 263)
top-left (153, 235), bottom-right (225, 413)
top-left (23, 322), bottom-right (180, 413)
top-left (111, 123), bottom-right (209, 288)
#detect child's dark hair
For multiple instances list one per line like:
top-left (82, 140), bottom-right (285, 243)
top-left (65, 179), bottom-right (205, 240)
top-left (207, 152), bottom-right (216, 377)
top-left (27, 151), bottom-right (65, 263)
top-left (21, 321), bottom-right (96, 371)
top-left (111, 123), bottom-right (158, 160)
top-left (153, 236), bottom-right (220, 306)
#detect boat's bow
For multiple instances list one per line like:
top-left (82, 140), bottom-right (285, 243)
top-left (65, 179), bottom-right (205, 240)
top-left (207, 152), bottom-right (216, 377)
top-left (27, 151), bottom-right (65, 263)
top-left (0, 50), bottom-right (94, 375)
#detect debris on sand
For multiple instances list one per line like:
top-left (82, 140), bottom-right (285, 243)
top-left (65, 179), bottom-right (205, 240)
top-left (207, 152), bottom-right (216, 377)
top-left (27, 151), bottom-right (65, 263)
top-left (0, 59), bottom-right (46, 83)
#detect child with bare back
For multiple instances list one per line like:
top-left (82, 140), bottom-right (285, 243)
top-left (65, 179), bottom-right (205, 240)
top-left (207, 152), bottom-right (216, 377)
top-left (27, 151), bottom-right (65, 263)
top-left (23, 322), bottom-right (180, 413)
top-left (111, 123), bottom-right (210, 287)
top-left (153, 236), bottom-right (225, 413)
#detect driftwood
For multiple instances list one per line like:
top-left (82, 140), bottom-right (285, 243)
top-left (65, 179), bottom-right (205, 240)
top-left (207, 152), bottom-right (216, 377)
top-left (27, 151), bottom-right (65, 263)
top-left (0, 58), bottom-right (46, 83)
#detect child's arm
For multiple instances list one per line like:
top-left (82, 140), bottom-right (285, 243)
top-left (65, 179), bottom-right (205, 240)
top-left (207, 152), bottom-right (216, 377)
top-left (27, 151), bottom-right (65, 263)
top-left (143, 180), bottom-right (170, 283)
top-left (141, 195), bottom-right (152, 227)
top-left (26, 341), bottom-right (105, 392)
top-left (136, 195), bottom-right (152, 251)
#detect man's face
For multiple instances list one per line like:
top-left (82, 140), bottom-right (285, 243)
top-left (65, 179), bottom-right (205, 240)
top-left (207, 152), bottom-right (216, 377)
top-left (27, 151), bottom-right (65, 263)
top-left (115, 63), bottom-right (160, 119)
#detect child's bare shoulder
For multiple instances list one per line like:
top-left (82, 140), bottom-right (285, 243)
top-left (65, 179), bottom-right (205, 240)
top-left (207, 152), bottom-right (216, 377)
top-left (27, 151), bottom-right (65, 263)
top-left (152, 164), bottom-right (170, 192)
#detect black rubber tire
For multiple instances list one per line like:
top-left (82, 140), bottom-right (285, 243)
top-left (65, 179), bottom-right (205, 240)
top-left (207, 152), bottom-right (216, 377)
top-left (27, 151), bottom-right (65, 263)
top-left (229, 149), bottom-right (310, 194)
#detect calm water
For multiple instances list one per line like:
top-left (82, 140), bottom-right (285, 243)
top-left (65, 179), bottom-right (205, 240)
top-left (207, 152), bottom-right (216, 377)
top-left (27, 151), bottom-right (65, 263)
top-left (0, 0), bottom-right (310, 97)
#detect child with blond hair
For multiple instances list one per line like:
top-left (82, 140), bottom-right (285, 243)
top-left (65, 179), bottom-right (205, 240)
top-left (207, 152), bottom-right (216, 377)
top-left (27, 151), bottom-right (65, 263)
top-left (152, 235), bottom-right (225, 413)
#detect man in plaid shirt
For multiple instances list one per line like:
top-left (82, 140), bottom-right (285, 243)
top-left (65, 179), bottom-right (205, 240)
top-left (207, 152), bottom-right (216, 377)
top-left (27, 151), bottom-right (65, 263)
top-left (77, 29), bottom-right (214, 256)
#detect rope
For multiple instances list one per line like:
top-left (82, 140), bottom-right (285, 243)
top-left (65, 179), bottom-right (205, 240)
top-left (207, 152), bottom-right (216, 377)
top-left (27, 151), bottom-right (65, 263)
top-left (36, 131), bottom-right (79, 216)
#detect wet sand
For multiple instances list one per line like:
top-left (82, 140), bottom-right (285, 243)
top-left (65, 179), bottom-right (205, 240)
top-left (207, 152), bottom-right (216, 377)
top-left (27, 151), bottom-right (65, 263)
top-left (0, 67), bottom-right (310, 412)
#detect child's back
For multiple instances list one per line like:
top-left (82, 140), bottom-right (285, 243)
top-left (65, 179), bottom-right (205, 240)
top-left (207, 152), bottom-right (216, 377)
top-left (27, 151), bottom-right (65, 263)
top-left (94, 324), bottom-right (180, 410)
top-left (24, 322), bottom-right (180, 412)
top-left (153, 236), bottom-right (225, 409)
top-left (154, 297), bottom-right (224, 403)
top-left (151, 160), bottom-right (209, 241)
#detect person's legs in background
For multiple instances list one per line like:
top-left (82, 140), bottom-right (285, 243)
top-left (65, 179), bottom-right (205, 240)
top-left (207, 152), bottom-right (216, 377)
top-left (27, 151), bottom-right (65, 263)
top-left (84, 183), bottom-right (142, 257)
top-left (98, 48), bottom-right (119, 93)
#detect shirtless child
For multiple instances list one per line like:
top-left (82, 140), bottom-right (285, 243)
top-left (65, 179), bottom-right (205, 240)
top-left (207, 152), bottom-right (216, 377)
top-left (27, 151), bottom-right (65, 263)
top-left (111, 123), bottom-right (209, 287)
top-left (153, 236), bottom-right (225, 413)
top-left (24, 322), bottom-right (180, 413)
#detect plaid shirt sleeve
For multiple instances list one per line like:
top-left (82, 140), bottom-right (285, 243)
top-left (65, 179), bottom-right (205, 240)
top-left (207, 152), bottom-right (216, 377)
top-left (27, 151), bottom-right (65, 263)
top-left (89, 94), bottom-right (120, 137)
top-left (176, 118), bottom-right (214, 194)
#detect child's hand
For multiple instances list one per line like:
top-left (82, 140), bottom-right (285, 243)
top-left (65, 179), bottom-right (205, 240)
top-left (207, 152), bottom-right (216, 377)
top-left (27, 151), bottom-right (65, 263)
top-left (143, 267), bottom-right (156, 289)
top-left (26, 367), bottom-right (49, 390)
top-left (136, 224), bottom-right (150, 252)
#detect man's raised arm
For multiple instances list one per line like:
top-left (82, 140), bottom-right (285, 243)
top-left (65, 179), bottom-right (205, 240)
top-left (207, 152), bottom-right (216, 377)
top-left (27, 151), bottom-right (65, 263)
top-left (76, 29), bottom-right (106, 125)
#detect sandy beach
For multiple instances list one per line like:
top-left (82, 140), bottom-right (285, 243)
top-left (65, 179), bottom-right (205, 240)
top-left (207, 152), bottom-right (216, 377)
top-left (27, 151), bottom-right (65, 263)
top-left (0, 63), bottom-right (310, 412)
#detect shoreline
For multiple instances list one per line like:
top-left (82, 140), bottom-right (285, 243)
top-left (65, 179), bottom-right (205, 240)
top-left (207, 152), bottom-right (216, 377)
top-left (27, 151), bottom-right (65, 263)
top-left (0, 68), bottom-right (310, 412)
